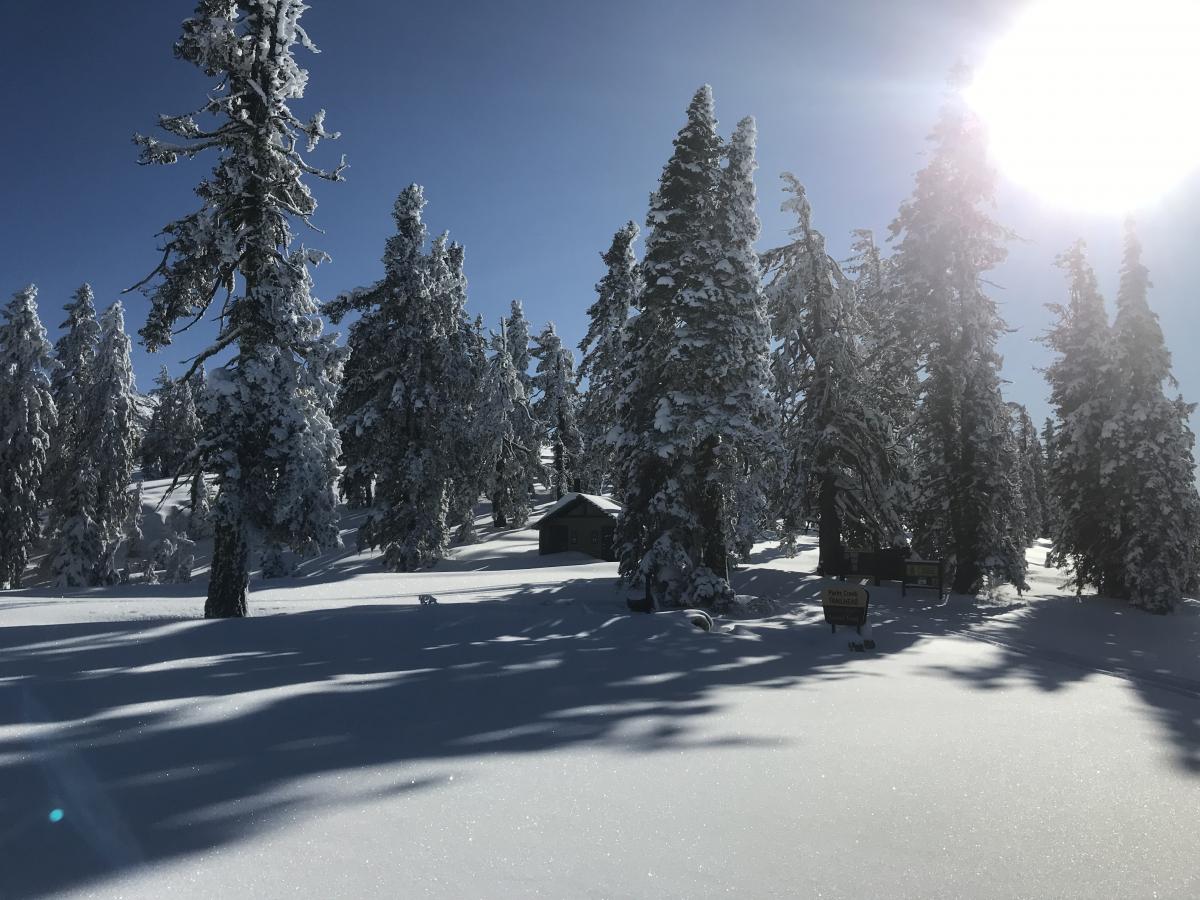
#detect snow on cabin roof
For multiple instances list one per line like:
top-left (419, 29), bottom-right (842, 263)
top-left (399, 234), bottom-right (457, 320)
top-left (536, 492), bottom-right (622, 525)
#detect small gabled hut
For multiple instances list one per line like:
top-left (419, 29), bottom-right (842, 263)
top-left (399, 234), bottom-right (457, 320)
top-left (534, 493), bottom-right (621, 561)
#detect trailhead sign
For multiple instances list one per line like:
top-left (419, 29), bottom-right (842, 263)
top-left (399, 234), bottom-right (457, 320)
top-left (821, 586), bottom-right (869, 631)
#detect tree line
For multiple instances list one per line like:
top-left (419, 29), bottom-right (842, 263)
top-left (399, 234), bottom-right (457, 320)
top-left (1, 2), bottom-right (1196, 615)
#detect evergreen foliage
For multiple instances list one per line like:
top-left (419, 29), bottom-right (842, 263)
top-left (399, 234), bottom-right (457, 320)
top-left (447, 313), bottom-right (490, 544)
top-left (477, 328), bottom-right (535, 532)
top-left (763, 177), bottom-right (904, 570)
top-left (46, 285), bottom-right (100, 511)
top-left (1040, 417), bottom-right (1061, 538)
top-left (1105, 223), bottom-right (1200, 611)
top-left (133, 0), bottom-right (347, 617)
top-left (577, 221), bottom-right (640, 493)
top-left (48, 302), bottom-right (139, 585)
top-left (1008, 403), bottom-right (1046, 545)
top-left (1042, 241), bottom-right (1122, 595)
top-left (505, 300), bottom-right (533, 393)
top-left (889, 92), bottom-right (1027, 594)
top-left (0, 286), bottom-right (57, 589)
top-left (481, 323), bottom-right (541, 528)
top-left (327, 185), bottom-right (482, 571)
top-left (612, 86), bottom-right (724, 603)
top-left (142, 367), bottom-right (203, 479)
top-left (532, 323), bottom-right (583, 500)
top-left (612, 89), bottom-right (773, 605)
top-left (88, 303), bottom-right (140, 583)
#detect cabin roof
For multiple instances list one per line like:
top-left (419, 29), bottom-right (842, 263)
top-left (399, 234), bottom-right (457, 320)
top-left (535, 492), bottom-right (622, 527)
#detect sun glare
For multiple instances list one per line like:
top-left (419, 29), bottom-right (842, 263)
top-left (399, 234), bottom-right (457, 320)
top-left (966, 0), bottom-right (1200, 214)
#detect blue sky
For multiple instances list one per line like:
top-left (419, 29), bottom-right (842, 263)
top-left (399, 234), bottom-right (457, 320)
top-left (2, 0), bottom-right (1197, 430)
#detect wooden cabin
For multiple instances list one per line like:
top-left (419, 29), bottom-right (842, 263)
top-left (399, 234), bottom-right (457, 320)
top-left (534, 493), bottom-right (621, 561)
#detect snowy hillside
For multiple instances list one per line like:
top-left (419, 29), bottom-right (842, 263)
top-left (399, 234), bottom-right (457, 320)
top-left (2, 495), bottom-right (1199, 898)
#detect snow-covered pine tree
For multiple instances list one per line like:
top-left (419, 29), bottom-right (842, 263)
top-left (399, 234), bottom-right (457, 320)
top-left (141, 367), bottom-right (172, 477)
top-left (142, 368), bottom-right (204, 479)
top-left (46, 302), bottom-right (139, 585)
top-left (505, 300), bottom-right (533, 393)
top-left (612, 86), bottom-right (724, 603)
top-left (502, 300), bottom-right (543, 493)
top-left (1008, 403), bottom-right (1045, 545)
top-left (165, 524), bottom-right (196, 583)
top-left (1106, 222), bottom-right (1200, 612)
top-left (844, 231), bottom-right (919, 424)
top-left (1041, 417), bottom-right (1061, 539)
top-left (87, 303), bottom-right (139, 583)
top-left (531, 323), bottom-right (583, 500)
top-left (0, 286), bottom-right (56, 589)
top-left (613, 92), bottom-right (772, 606)
top-left (43, 285), bottom-right (103, 586)
top-left (763, 177), bottom-right (903, 570)
top-left (481, 322), bottom-right (539, 528)
top-left (447, 312), bottom-right (490, 544)
top-left (327, 185), bottom-right (482, 571)
top-left (889, 89), bottom-right (1026, 594)
top-left (1042, 241), bottom-right (1121, 595)
top-left (133, 1), bottom-right (346, 617)
top-left (46, 285), bottom-right (100, 511)
top-left (684, 115), bottom-right (776, 575)
top-left (430, 239), bottom-right (492, 541)
top-left (577, 221), bottom-right (640, 493)
top-left (332, 311), bottom-right (382, 509)
top-left (182, 369), bottom-right (212, 536)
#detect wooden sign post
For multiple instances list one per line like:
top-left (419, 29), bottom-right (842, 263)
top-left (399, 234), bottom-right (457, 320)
top-left (901, 560), bottom-right (944, 596)
top-left (821, 586), bottom-right (869, 634)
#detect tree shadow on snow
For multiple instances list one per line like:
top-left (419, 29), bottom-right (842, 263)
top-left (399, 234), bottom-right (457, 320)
top-left (1, 569), bottom-right (1196, 896)
top-left (920, 589), bottom-right (1200, 775)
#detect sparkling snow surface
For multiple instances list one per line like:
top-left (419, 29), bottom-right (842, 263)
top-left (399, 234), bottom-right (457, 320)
top-left (2, 482), bottom-right (1199, 898)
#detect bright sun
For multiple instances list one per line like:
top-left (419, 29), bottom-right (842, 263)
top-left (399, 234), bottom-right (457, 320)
top-left (965, 0), bottom-right (1200, 214)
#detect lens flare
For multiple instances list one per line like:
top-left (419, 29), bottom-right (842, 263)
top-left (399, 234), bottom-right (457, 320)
top-left (966, 0), bottom-right (1200, 214)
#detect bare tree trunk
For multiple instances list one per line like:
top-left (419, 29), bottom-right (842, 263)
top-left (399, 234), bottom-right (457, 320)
top-left (206, 514), bottom-right (248, 618)
top-left (697, 437), bottom-right (728, 586)
top-left (817, 473), bottom-right (842, 576)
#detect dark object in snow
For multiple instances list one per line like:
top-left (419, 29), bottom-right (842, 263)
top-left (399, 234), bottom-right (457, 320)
top-left (901, 559), bottom-right (944, 596)
top-left (418, 594), bottom-right (438, 606)
top-left (535, 493), bottom-right (620, 561)
top-left (822, 586), bottom-right (869, 633)
top-left (833, 546), bottom-right (908, 585)
top-left (626, 592), bottom-right (653, 614)
top-left (833, 547), bottom-right (946, 597)
top-left (683, 609), bottom-right (714, 632)
top-left (863, 639), bottom-right (876, 650)
top-left (848, 641), bottom-right (864, 652)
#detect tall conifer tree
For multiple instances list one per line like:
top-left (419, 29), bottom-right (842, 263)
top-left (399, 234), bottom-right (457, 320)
top-left (328, 185), bottom-right (481, 571)
top-left (46, 285), bottom-right (100, 512)
top-left (613, 90), bottom-right (772, 605)
top-left (764, 178), bottom-right (904, 570)
top-left (506, 300), bottom-right (533, 393)
top-left (577, 221), bottom-right (640, 493)
top-left (88, 303), bottom-right (140, 583)
top-left (889, 90), bottom-right (1026, 594)
top-left (532, 323), bottom-right (583, 500)
top-left (0, 286), bottom-right (56, 589)
top-left (481, 322), bottom-right (539, 528)
top-left (133, 1), bottom-right (346, 617)
top-left (1042, 241), bottom-right (1121, 594)
top-left (612, 86), bottom-right (723, 601)
top-left (1106, 222), bottom-right (1200, 611)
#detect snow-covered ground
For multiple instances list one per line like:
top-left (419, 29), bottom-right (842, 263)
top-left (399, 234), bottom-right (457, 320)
top-left (2, 487), bottom-right (1199, 898)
